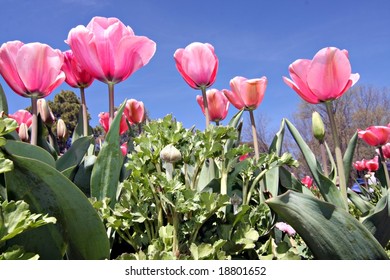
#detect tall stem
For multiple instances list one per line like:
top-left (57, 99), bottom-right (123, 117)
top-left (30, 97), bottom-right (38, 146)
top-left (108, 83), bottom-right (115, 124)
top-left (80, 87), bottom-right (89, 136)
top-left (200, 86), bottom-right (210, 128)
top-left (378, 146), bottom-right (390, 189)
top-left (325, 102), bottom-right (348, 210)
top-left (249, 110), bottom-right (259, 162)
top-left (320, 143), bottom-right (329, 177)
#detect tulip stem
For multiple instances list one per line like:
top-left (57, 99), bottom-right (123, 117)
top-left (108, 83), bottom-right (115, 124)
top-left (30, 97), bottom-right (38, 146)
top-left (249, 110), bottom-right (259, 162)
top-left (80, 87), bottom-right (89, 137)
top-left (378, 146), bottom-right (390, 189)
top-left (325, 102), bottom-right (348, 210)
top-left (320, 143), bottom-right (329, 177)
top-left (200, 86), bottom-right (210, 128)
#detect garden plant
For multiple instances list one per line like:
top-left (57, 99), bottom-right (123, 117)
top-left (0, 16), bottom-right (389, 260)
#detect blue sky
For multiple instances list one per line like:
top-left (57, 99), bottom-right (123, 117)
top-left (1, 0), bottom-right (390, 134)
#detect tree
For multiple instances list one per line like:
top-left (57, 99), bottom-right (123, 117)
top-left (290, 84), bottom-right (390, 179)
top-left (48, 90), bottom-right (89, 137)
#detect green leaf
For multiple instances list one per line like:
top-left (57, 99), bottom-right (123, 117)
top-left (72, 108), bottom-right (93, 144)
top-left (0, 245), bottom-right (39, 260)
top-left (285, 119), bottom-right (346, 209)
top-left (362, 191), bottom-right (390, 247)
top-left (5, 153), bottom-right (110, 260)
top-left (347, 189), bottom-right (373, 216)
top-left (266, 191), bottom-right (389, 259)
top-left (90, 101), bottom-right (126, 206)
top-left (343, 132), bottom-right (358, 187)
top-left (56, 136), bottom-right (94, 172)
top-left (0, 84), bottom-right (9, 114)
top-left (3, 140), bottom-right (55, 167)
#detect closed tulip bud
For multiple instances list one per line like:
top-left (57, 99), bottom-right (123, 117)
top-left (18, 123), bottom-right (29, 142)
top-left (37, 98), bottom-right (56, 126)
top-left (160, 144), bottom-right (182, 163)
top-left (312, 111), bottom-right (325, 143)
top-left (56, 119), bottom-right (68, 140)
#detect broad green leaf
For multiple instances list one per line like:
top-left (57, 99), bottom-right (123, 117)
top-left (362, 191), bottom-right (390, 247)
top-left (285, 119), bottom-right (346, 209)
top-left (347, 189), bottom-right (373, 216)
top-left (343, 132), bottom-right (358, 187)
top-left (266, 191), bottom-right (388, 259)
top-left (3, 140), bottom-right (55, 167)
top-left (5, 153), bottom-right (110, 260)
top-left (72, 108), bottom-right (93, 144)
top-left (56, 136), bottom-right (94, 172)
top-left (0, 245), bottom-right (39, 260)
top-left (90, 101), bottom-right (125, 206)
top-left (0, 84), bottom-right (8, 114)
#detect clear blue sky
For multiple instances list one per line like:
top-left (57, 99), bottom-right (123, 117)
top-left (1, 0), bottom-right (390, 133)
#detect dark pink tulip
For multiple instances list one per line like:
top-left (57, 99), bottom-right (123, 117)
top-left (124, 99), bottom-right (145, 124)
top-left (99, 111), bottom-right (128, 135)
top-left (196, 89), bottom-right (229, 123)
top-left (301, 175), bottom-right (314, 189)
top-left (365, 156), bottom-right (379, 172)
top-left (380, 143), bottom-right (390, 159)
top-left (67, 16), bottom-right (156, 85)
top-left (358, 125), bottom-right (390, 147)
top-left (120, 142), bottom-right (128, 156)
top-left (0, 41), bottom-right (65, 98)
top-left (62, 50), bottom-right (94, 88)
top-left (223, 76), bottom-right (267, 111)
top-left (353, 159), bottom-right (367, 172)
top-left (174, 42), bottom-right (218, 89)
top-left (8, 110), bottom-right (33, 132)
top-left (283, 47), bottom-right (360, 104)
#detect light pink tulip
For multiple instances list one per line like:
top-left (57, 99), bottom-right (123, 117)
top-left (56, 119), bottom-right (68, 140)
top-left (223, 76), bottom-right (267, 111)
top-left (379, 143), bottom-right (390, 159)
top-left (62, 50), bottom-right (94, 88)
top-left (99, 112), bottom-right (128, 135)
top-left (174, 42), bottom-right (218, 89)
top-left (353, 159), bottom-right (367, 172)
top-left (37, 98), bottom-right (56, 126)
top-left (67, 16), bottom-right (156, 85)
top-left (0, 41), bottom-right (65, 98)
top-left (283, 47), bottom-right (359, 104)
top-left (275, 222), bottom-right (296, 237)
top-left (124, 99), bottom-right (145, 125)
top-left (358, 125), bottom-right (390, 147)
top-left (8, 110), bottom-right (33, 132)
top-left (196, 89), bottom-right (229, 123)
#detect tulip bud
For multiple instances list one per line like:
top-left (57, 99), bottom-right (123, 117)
top-left (37, 99), bottom-right (56, 126)
top-left (56, 119), bottom-right (68, 140)
top-left (160, 144), bottom-right (182, 163)
top-left (18, 123), bottom-right (30, 142)
top-left (312, 111), bottom-right (325, 143)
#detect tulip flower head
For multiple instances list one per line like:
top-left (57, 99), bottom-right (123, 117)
top-left (365, 156), bottom-right (379, 172)
top-left (275, 222), bottom-right (296, 237)
top-left (196, 89), bottom-right (229, 123)
top-left (0, 41), bottom-right (65, 98)
top-left (378, 143), bottom-right (390, 159)
top-left (67, 16), bottom-right (156, 85)
top-left (37, 99), bottom-right (56, 127)
top-left (358, 125), bottom-right (390, 147)
top-left (353, 159), bottom-right (367, 172)
top-left (62, 50), bottom-right (94, 88)
top-left (120, 142), bottom-right (128, 157)
top-left (8, 110), bottom-right (33, 131)
top-left (99, 112), bottom-right (128, 135)
top-left (301, 175), bottom-right (314, 189)
top-left (174, 42), bottom-right (218, 90)
top-left (223, 76), bottom-right (267, 111)
top-left (283, 47), bottom-right (359, 104)
top-left (56, 119), bottom-right (68, 141)
top-left (124, 99), bottom-right (145, 125)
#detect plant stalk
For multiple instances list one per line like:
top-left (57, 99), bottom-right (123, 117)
top-left (30, 97), bottom-right (38, 146)
top-left (325, 101), bottom-right (348, 210)
top-left (108, 83), bottom-right (115, 124)
top-left (378, 146), bottom-right (390, 189)
top-left (80, 87), bottom-right (89, 136)
top-left (320, 143), bottom-right (329, 177)
top-left (201, 86), bottom-right (210, 128)
top-left (249, 110), bottom-right (259, 162)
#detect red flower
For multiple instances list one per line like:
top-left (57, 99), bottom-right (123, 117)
top-left (196, 89), bottom-right (229, 123)
top-left (99, 112), bottom-right (128, 135)
top-left (358, 125), bottom-right (390, 147)
top-left (301, 175), bottom-right (314, 189)
top-left (365, 156), bottom-right (379, 172)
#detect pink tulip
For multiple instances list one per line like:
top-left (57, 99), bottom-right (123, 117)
top-left (62, 50), bottom-right (94, 88)
top-left (0, 41), bottom-right (65, 98)
top-left (120, 142), bottom-right (128, 156)
top-left (379, 143), bottom-right (390, 159)
top-left (99, 112), bottom-right (128, 135)
top-left (301, 175), bottom-right (314, 189)
top-left (358, 125), bottom-right (390, 147)
top-left (174, 42), bottom-right (218, 89)
top-left (56, 119), bottom-right (68, 140)
top-left (223, 76), bottom-right (267, 111)
top-left (124, 99), bottom-right (145, 124)
top-left (196, 89), bottom-right (229, 123)
top-left (365, 156), bottom-right (379, 172)
top-left (8, 110), bottom-right (33, 132)
top-left (67, 16), bottom-right (156, 85)
top-left (353, 159), bottom-right (367, 172)
top-left (275, 222), bottom-right (296, 237)
top-left (283, 47), bottom-right (360, 104)
top-left (239, 153), bottom-right (249, 161)
top-left (37, 98), bottom-right (56, 126)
